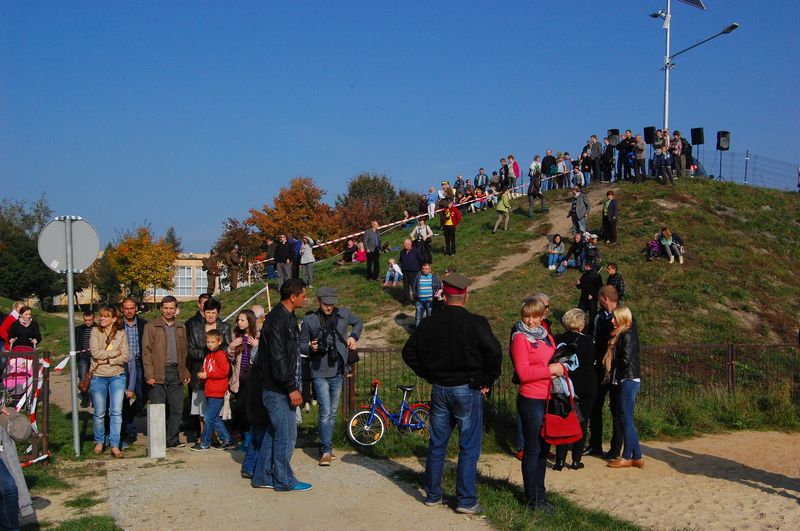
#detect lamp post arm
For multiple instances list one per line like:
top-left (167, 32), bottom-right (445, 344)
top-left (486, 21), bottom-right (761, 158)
top-left (669, 28), bottom-right (730, 61)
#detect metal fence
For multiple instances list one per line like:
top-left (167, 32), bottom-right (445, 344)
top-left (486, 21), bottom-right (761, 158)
top-left (692, 149), bottom-right (798, 192)
top-left (341, 343), bottom-right (800, 418)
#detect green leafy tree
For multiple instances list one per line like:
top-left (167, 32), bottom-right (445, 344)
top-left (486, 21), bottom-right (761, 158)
top-left (0, 196), bottom-right (63, 306)
top-left (105, 227), bottom-right (178, 298)
top-left (164, 226), bottom-right (183, 254)
top-left (335, 172), bottom-right (416, 234)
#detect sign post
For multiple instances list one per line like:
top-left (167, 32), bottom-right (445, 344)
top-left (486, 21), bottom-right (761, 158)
top-left (38, 216), bottom-right (99, 457)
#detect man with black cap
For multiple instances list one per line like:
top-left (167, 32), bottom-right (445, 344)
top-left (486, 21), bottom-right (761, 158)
top-left (299, 287), bottom-right (363, 467)
top-left (402, 272), bottom-right (502, 515)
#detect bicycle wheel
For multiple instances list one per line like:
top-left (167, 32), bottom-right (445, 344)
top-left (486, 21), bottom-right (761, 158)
top-left (347, 410), bottom-right (386, 446)
top-left (404, 404), bottom-right (430, 439)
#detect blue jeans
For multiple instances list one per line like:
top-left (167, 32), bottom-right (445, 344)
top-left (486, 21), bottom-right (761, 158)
top-left (571, 216), bottom-right (587, 235)
top-left (618, 380), bottom-right (642, 460)
top-left (312, 374), bottom-right (343, 454)
top-left (556, 258), bottom-right (578, 274)
top-left (90, 373), bottom-right (126, 449)
top-left (0, 459), bottom-right (19, 531)
top-left (384, 271), bottom-right (403, 283)
top-left (517, 395), bottom-right (549, 507)
top-left (583, 171), bottom-right (592, 187)
top-left (547, 254), bottom-right (562, 268)
top-left (415, 299), bottom-right (434, 326)
top-left (425, 385), bottom-right (483, 510)
top-left (242, 426), bottom-right (266, 477)
top-left (202, 396), bottom-right (231, 447)
top-left (251, 389), bottom-right (298, 490)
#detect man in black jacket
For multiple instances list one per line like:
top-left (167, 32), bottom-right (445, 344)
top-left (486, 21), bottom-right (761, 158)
top-left (402, 272), bottom-right (502, 514)
top-left (541, 150), bottom-right (557, 192)
top-left (585, 285), bottom-right (624, 458)
top-left (75, 311), bottom-right (96, 408)
top-left (251, 278), bottom-right (311, 492)
top-left (273, 234), bottom-right (294, 290)
top-left (398, 239), bottom-right (425, 304)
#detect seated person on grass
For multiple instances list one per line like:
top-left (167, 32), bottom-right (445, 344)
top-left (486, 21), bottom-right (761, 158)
top-left (554, 233), bottom-right (586, 277)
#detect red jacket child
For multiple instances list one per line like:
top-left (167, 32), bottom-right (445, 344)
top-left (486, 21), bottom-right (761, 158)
top-left (202, 349), bottom-right (230, 398)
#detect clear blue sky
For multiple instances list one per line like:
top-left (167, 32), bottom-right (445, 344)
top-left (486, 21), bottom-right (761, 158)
top-left (2, 1), bottom-right (798, 251)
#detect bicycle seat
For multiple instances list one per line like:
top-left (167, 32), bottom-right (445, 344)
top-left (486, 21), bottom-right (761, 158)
top-left (397, 385), bottom-right (416, 392)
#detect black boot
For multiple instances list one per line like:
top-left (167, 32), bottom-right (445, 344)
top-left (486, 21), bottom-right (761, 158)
top-left (571, 460), bottom-right (585, 470)
top-left (552, 459), bottom-right (566, 471)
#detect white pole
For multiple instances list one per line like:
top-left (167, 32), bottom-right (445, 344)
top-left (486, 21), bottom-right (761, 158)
top-left (663, 0), bottom-right (672, 130)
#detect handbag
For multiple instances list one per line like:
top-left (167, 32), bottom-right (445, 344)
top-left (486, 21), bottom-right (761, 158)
top-left (540, 367), bottom-right (583, 446)
top-left (78, 369), bottom-right (94, 394)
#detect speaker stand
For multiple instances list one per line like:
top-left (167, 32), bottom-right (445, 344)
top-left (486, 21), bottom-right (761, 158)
top-left (715, 150), bottom-right (727, 182)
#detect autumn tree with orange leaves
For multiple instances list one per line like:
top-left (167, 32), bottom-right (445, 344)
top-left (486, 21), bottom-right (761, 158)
top-left (105, 226), bottom-right (178, 298)
top-left (247, 177), bottom-right (340, 257)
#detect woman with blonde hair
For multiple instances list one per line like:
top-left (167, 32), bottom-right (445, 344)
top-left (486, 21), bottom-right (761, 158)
top-left (602, 306), bottom-right (644, 468)
top-left (510, 298), bottom-right (565, 512)
top-left (89, 305), bottom-right (130, 457)
top-left (552, 308), bottom-right (596, 470)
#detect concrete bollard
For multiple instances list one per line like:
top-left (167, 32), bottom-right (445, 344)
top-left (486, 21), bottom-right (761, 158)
top-left (147, 403), bottom-right (166, 458)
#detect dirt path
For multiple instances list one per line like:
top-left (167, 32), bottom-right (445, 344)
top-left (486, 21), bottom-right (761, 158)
top-left (359, 185), bottom-right (617, 346)
top-left (468, 431), bottom-right (800, 531)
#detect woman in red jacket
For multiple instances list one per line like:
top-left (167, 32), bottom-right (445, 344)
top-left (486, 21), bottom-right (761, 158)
top-left (511, 298), bottom-right (564, 513)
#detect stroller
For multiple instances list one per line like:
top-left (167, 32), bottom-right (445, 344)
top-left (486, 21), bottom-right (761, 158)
top-left (2, 346), bottom-right (35, 401)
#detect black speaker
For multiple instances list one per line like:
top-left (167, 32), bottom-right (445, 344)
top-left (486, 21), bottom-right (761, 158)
top-left (644, 127), bottom-right (656, 145)
top-left (607, 129), bottom-right (620, 146)
top-left (716, 131), bottom-right (730, 151)
top-left (691, 127), bottom-right (705, 145)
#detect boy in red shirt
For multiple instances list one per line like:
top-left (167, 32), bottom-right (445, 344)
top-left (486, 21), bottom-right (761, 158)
top-left (192, 330), bottom-right (233, 451)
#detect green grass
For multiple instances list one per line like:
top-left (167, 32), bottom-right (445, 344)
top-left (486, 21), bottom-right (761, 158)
top-left (393, 467), bottom-right (641, 531)
top-left (63, 491), bottom-right (103, 510)
top-left (24, 516), bottom-right (121, 531)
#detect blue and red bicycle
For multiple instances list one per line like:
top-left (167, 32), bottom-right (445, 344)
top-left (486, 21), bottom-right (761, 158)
top-left (347, 379), bottom-right (430, 446)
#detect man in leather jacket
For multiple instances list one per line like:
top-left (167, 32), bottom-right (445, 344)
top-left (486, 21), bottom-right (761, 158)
top-left (251, 278), bottom-right (312, 492)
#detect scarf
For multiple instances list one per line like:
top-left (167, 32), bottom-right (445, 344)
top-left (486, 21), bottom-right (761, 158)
top-left (18, 316), bottom-right (32, 327)
top-left (511, 320), bottom-right (550, 347)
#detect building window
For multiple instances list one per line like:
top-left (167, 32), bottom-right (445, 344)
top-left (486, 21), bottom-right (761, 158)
top-left (174, 266), bottom-right (193, 297)
top-left (195, 266), bottom-right (208, 294)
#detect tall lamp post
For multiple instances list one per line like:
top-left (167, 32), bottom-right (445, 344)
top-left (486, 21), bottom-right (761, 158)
top-left (650, 0), bottom-right (740, 130)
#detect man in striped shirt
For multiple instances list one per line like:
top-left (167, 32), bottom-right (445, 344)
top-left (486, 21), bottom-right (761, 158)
top-left (413, 263), bottom-right (441, 327)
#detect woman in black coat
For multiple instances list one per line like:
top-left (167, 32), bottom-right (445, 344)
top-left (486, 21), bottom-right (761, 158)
top-left (7, 307), bottom-right (41, 350)
top-left (552, 308), bottom-right (597, 470)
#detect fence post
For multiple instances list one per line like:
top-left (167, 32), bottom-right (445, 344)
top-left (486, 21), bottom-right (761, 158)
top-left (342, 362), bottom-right (357, 418)
top-left (726, 343), bottom-right (736, 394)
top-left (42, 353), bottom-right (50, 454)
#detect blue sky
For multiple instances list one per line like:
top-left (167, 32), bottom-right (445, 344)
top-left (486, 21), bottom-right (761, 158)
top-left (2, 1), bottom-right (798, 251)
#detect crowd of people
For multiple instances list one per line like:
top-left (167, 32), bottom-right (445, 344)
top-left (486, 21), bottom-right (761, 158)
top-left (402, 272), bottom-right (642, 514)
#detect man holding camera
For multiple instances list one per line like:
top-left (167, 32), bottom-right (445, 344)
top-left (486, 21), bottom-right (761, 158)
top-left (299, 287), bottom-right (363, 466)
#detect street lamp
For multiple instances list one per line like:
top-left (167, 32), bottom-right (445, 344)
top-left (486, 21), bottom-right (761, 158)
top-left (650, 0), bottom-right (740, 130)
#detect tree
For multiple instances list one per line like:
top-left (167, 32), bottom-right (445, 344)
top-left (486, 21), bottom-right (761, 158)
top-left (75, 244), bottom-right (120, 304)
top-left (215, 218), bottom-right (261, 261)
top-left (334, 172), bottom-right (413, 234)
top-left (105, 227), bottom-right (178, 298)
top-left (0, 196), bottom-right (63, 306)
top-left (247, 177), bottom-right (340, 257)
top-left (164, 226), bottom-right (183, 254)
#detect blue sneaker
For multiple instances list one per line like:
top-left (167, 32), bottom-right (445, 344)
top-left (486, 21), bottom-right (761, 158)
top-left (290, 481), bottom-right (312, 492)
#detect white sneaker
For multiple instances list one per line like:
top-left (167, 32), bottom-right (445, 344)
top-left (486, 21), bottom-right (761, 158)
top-left (679, 255), bottom-right (684, 264)
top-left (669, 256), bottom-right (675, 264)
top-left (548, 265), bottom-right (555, 271)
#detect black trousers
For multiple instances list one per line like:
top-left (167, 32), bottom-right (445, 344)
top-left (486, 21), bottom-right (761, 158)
top-left (443, 226), bottom-right (456, 255)
top-left (602, 216), bottom-right (618, 244)
top-left (555, 384), bottom-right (595, 463)
top-left (634, 159), bottom-right (646, 181)
top-left (149, 365), bottom-right (185, 446)
top-left (588, 368), bottom-right (622, 455)
top-left (366, 249), bottom-right (381, 280)
top-left (403, 270), bottom-right (418, 304)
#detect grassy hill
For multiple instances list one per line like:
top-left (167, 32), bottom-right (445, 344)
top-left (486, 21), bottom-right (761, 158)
top-left (4, 179), bottom-right (798, 356)
top-left (209, 179), bottom-right (799, 347)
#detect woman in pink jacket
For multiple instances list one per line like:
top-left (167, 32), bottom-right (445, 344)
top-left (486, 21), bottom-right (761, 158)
top-left (510, 298), bottom-right (565, 513)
